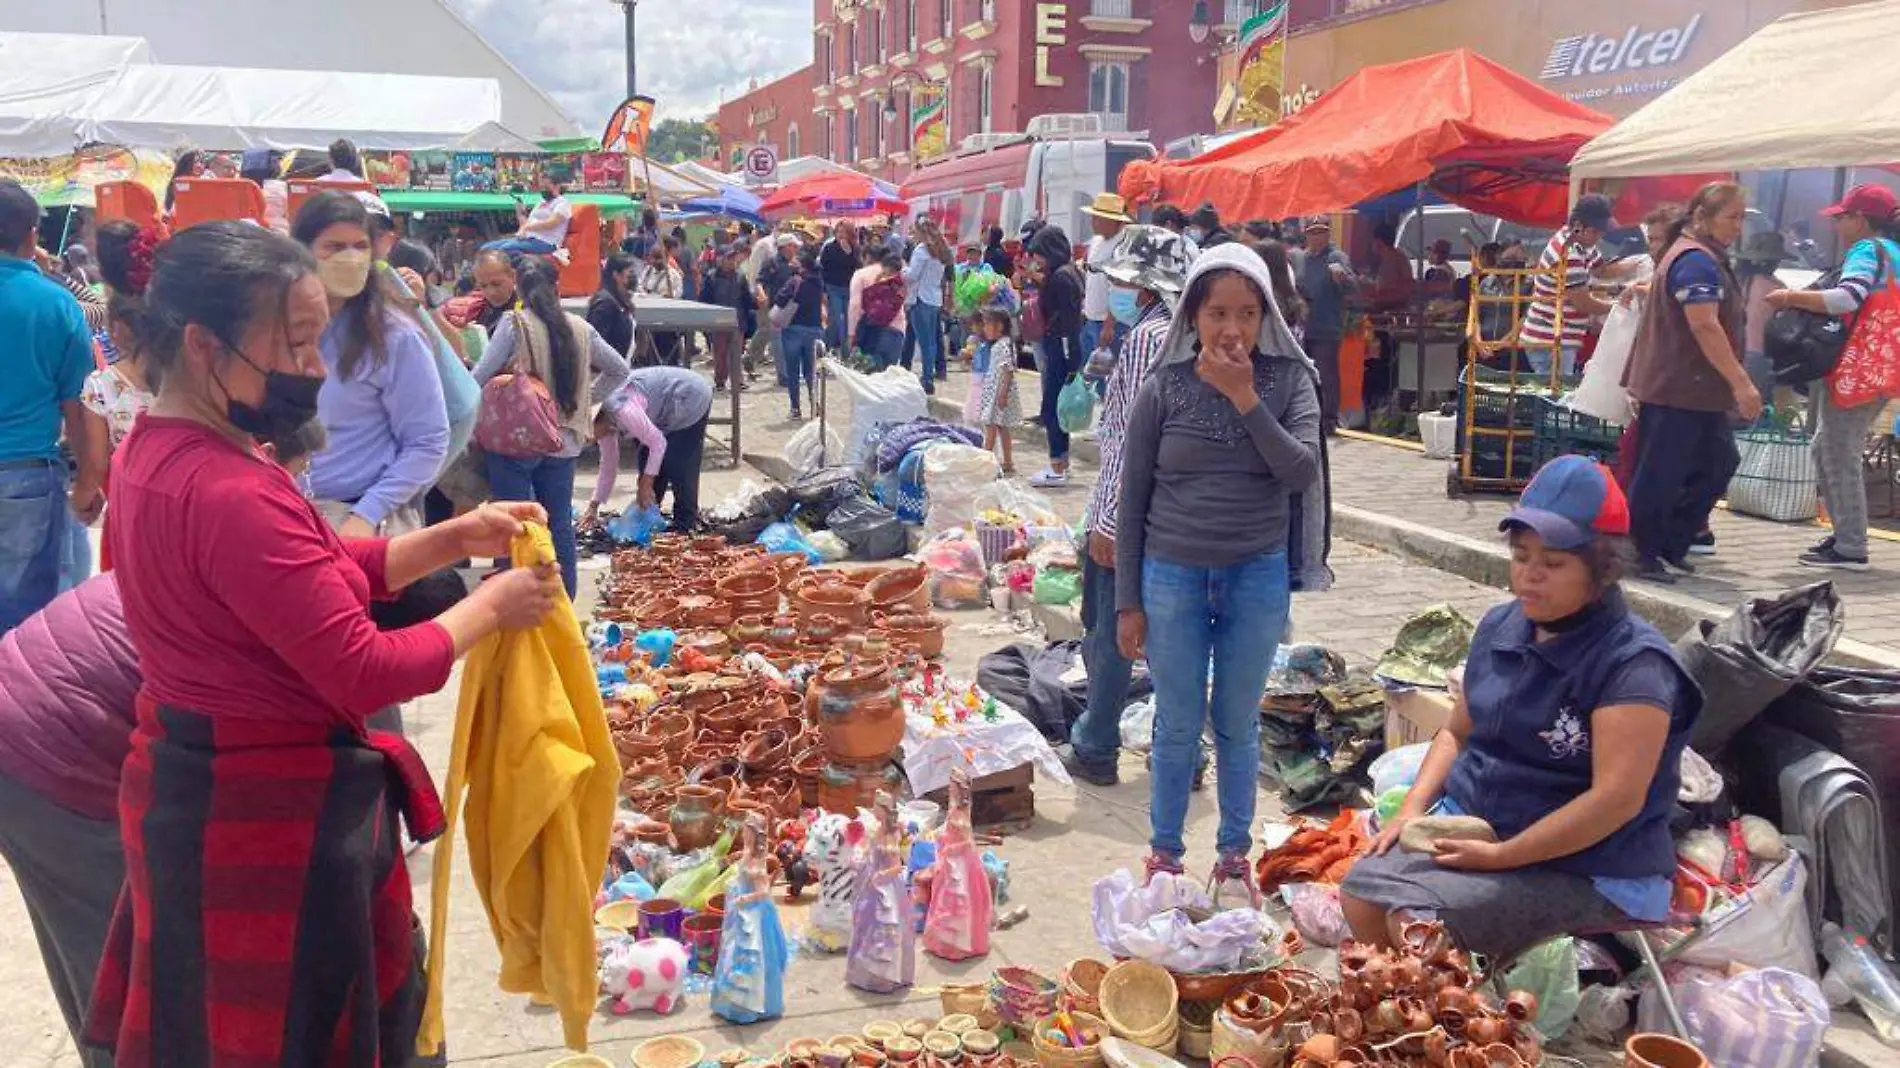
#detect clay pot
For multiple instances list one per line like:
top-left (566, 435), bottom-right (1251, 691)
top-left (768, 613), bottom-right (801, 649)
top-left (691, 534), bottom-right (728, 553)
top-left (629, 820), bottom-right (673, 848)
top-left (1398, 997), bottom-right (1433, 1034)
top-left (1422, 1028), bottom-right (1450, 1068)
top-left (816, 756), bottom-right (905, 815)
top-left (693, 756), bottom-right (745, 785)
top-left (614, 730), bottom-right (663, 765)
top-left (1435, 1008), bottom-right (1468, 1038)
top-left (1369, 999), bottom-right (1404, 1035)
top-left (1332, 1007), bottom-right (1364, 1044)
top-left (678, 594), bottom-right (732, 629)
top-left (718, 570), bottom-right (780, 618)
top-left (1463, 1016), bottom-right (1506, 1047)
top-left (865, 565), bottom-right (931, 614)
top-left (878, 613), bottom-right (946, 659)
top-left (792, 580), bottom-right (872, 626)
top-left (652, 533), bottom-right (690, 555)
top-left (804, 612), bottom-right (848, 644)
top-left (1297, 1036), bottom-right (1339, 1065)
top-left (730, 614), bottom-right (771, 646)
top-left (1625, 1034), bottom-right (1708, 1068)
top-left (1503, 991), bottom-right (1538, 1023)
top-left (814, 658), bottom-right (903, 761)
top-left (741, 727), bottom-right (792, 775)
top-left (1402, 920), bottom-right (1455, 965)
top-left (681, 629), bottom-right (734, 660)
top-left (668, 784), bottom-right (727, 851)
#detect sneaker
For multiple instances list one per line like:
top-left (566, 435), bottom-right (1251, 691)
top-left (1210, 853), bottom-right (1262, 910)
top-left (789, 408), bottom-right (803, 421)
top-left (1635, 557), bottom-right (1677, 585)
top-left (1059, 746), bottom-right (1119, 787)
top-left (1688, 530), bottom-right (1717, 556)
top-left (1143, 851), bottom-right (1185, 884)
top-left (1664, 555), bottom-right (1697, 576)
top-left (1029, 468), bottom-right (1070, 488)
top-left (1798, 545), bottom-right (1870, 571)
top-left (1810, 534), bottom-right (1838, 555)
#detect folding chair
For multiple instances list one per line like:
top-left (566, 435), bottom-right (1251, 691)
top-left (1478, 915), bottom-right (1706, 1040)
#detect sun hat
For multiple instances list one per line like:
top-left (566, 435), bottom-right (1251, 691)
top-left (1821, 183), bottom-right (1898, 220)
top-left (1080, 192), bottom-right (1134, 224)
top-left (1098, 224), bottom-right (1194, 297)
top-left (1499, 455), bottom-right (1630, 551)
top-left (1301, 215), bottom-right (1332, 233)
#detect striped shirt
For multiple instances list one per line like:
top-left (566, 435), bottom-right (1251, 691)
top-left (1086, 300), bottom-right (1173, 539)
top-left (1519, 227), bottom-right (1600, 348)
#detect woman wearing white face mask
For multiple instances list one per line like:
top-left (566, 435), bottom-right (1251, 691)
top-left (292, 192), bottom-right (449, 539)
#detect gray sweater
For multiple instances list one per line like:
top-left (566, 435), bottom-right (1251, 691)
top-left (1114, 354), bottom-right (1322, 611)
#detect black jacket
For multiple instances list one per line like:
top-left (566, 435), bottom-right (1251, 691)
top-left (586, 289), bottom-right (635, 357)
top-left (818, 238), bottom-right (860, 288)
top-left (1029, 225), bottom-right (1085, 342)
top-left (984, 242), bottom-right (1014, 277)
top-left (699, 267), bottom-right (753, 314)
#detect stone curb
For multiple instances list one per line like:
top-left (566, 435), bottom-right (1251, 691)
top-left (1333, 503), bottom-right (1900, 671)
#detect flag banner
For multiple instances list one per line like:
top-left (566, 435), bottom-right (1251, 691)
top-left (1220, 1), bottom-right (1288, 130)
top-left (601, 95), bottom-right (657, 155)
top-left (911, 84), bottom-right (948, 162)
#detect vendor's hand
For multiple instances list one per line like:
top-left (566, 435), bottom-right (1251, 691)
top-left (1433, 838), bottom-right (1513, 872)
top-left (396, 267), bottom-right (427, 302)
top-left (1327, 263), bottom-right (1348, 281)
top-left (1117, 609), bottom-right (1146, 660)
top-left (451, 501), bottom-right (547, 558)
top-left (338, 514), bottom-right (377, 540)
top-left (581, 501), bottom-right (602, 527)
top-left (1088, 531), bottom-right (1115, 569)
top-left (70, 484), bottom-right (105, 526)
top-left (1370, 814), bottom-right (1414, 855)
top-left (476, 562), bottom-right (561, 629)
top-left (637, 477), bottom-right (658, 510)
top-left (1733, 380), bottom-right (1765, 422)
top-left (1764, 289), bottom-right (1796, 310)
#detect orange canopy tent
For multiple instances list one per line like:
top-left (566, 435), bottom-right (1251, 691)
top-left (1119, 50), bottom-right (1615, 227)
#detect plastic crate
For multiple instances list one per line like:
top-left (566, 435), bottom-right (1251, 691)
top-left (1531, 405), bottom-right (1623, 469)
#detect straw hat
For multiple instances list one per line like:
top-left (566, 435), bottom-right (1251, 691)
top-left (1081, 192), bottom-right (1135, 224)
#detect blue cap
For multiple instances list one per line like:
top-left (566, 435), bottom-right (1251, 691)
top-left (1500, 455), bottom-right (1630, 551)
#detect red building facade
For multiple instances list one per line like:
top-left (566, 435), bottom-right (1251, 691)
top-left (810, 0), bottom-right (1225, 180)
top-left (715, 66), bottom-right (818, 171)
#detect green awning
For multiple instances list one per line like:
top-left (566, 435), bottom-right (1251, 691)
top-left (569, 193), bottom-right (645, 219)
top-left (537, 136), bottom-right (601, 154)
top-left (381, 190), bottom-right (517, 213)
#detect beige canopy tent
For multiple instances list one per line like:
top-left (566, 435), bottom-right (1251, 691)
top-left (1571, 0), bottom-right (1900, 180)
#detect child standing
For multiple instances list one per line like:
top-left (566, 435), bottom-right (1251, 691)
top-left (961, 313), bottom-right (989, 425)
top-left (976, 307), bottom-right (1021, 474)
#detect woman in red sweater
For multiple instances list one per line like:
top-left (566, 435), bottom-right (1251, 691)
top-left (84, 222), bottom-right (559, 1067)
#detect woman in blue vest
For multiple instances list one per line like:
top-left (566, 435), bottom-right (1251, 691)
top-left (1341, 456), bottom-right (1701, 960)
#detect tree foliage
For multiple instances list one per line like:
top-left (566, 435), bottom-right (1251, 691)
top-left (646, 118), bottom-right (714, 163)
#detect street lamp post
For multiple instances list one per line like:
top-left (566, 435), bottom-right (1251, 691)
top-left (610, 0), bottom-right (639, 98)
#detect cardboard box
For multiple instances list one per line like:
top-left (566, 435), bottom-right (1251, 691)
top-left (1384, 687), bottom-right (1454, 749)
top-left (924, 764), bottom-right (1035, 831)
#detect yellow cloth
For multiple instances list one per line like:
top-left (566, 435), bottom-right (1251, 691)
top-left (419, 524), bottom-right (621, 1054)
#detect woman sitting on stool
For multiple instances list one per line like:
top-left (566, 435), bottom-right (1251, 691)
top-left (1341, 455), bottom-right (1701, 962)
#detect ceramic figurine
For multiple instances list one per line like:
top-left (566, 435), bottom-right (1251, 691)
top-left (803, 811), bottom-right (860, 952)
top-left (923, 769), bottom-right (994, 961)
top-left (601, 937), bottom-right (688, 1015)
top-left (846, 791), bottom-right (917, 993)
top-left (711, 814), bottom-right (789, 1025)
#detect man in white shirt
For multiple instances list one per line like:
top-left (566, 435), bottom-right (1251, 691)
top-left (1079, 193), bottom-right (1133, 358)
top-left (482, 173), bottom-right (573, 256)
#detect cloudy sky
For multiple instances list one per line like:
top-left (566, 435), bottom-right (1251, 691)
top-left (446, 0), bottom-right (812, 133)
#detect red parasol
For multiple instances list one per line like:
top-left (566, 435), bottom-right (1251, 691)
top-left (758, 173), bottom-right (907, 220)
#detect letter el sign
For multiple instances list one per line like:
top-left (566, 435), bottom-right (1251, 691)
top-left (1036, 2), bottom-right (1068, 87)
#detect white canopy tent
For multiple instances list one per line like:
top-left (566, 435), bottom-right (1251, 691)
top-left (1571, 0), bottom-right (1900, 180)
top-left (0, 31), bottom-right (150, 156)
top-left (79, 64), bottom-right (503, 152)
top-left (638, 158), bottom-right (718, 200)
top-left (453, 120), bottom-right (545, 154)
top-left (674, 160), bottom-right (742, 190)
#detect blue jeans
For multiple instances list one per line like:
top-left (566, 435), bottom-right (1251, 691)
top-left (825, 284), bottom-right (851, 352)
top-left (1141, 550), bottom-right (1290, 859)
top-left (1071, 552), bottom-right (1133, 771)
top-left (1527, 343), bottom-right (1580, 379)
top-left (0, 461), bottom-right (68, 635)
top-left (781, 324), bottom-right (822, 413)
top-left (858, 323), bottom-right (904, 370)
top-left (1040, 329), bottom-right (1081, 461)
top-left (481, 236), bottom-right (559, 256)
top-left (485, 452), bottom-right (578, 598)
top-left (909, 302), bottom-right (944, 391)
top-left (1081, 318), bottom-right (1107, 360)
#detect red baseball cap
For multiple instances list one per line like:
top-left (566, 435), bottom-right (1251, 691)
top-left (1821, 183), bottom-right (1898, 219)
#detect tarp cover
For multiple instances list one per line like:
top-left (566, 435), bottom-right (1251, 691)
top-left (1119, 49), bottom-right (1612, 227)
top-left (1571, 0), bottom-right (1900, 179)
top-left (0, 32), bottom-right (152, 156)
top-left (79, 63), bottom-right (501, 151)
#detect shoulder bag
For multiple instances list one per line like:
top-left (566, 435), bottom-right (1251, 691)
top-left (1828, 241), bottom-right (1900, 408)
top-left (1767, 266), bottom-right (1849, 388)
top-left (473, 311), bottom-right (566, 457)
top-left (768, 272), bottom-right (802, 331)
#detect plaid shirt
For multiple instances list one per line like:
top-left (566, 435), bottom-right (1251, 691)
top-left (1086, 300), bottom-right (1173, 538)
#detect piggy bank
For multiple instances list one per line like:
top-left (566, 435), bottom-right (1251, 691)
top-left (601, 937), bottom-right (688, 1015)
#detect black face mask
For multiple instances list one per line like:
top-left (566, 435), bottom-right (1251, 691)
top-left (215, 341), bottom-right (323, 440)
top-left (541, 189), bottom-right (556, 202)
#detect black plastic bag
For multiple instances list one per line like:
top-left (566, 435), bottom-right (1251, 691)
top-left (701, 483), bottom-right (791, 545)
top-left (1675, 581), bottom-right (1843, 753)
top-left (826, 496), bottom-right (908, 561)
top-left (786, 466), bottom-right (865, 528)
top-left (975, 640), bottom-right (1153, 744)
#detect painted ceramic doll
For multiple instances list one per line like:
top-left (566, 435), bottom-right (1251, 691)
top-left (922, 769), bottom-right (994, 960)
top-left (711, 814), bottom-right (789, 1024)
top-left (846, 791), bottom-right (917, 993)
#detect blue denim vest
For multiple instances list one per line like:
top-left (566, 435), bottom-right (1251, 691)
top-left (1441, 588), bottom-right (1700, 880)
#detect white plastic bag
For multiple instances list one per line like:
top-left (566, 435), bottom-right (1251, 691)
top-left (783, 419), bottom-right (844, 476)
top-left (922, 444), bottom-right (1000, 535)
top-left (972, 480), bottom-right (1061, 527)
top-left (1566, 301), bottom-right (1637, 423)
top-left (1673, 855), bottom-right (1820, 979)
top-left (824, 356), bottom-right (930, 466)
top-left (1119, 698), bottom-right (1155, 752)
top-left (1637, 967), bottom-right (1830, 1068)
top-left (1368, 743), bottom-right (1431, 798)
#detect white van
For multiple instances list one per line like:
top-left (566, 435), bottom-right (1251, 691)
top-left (903, 115), bottom-right (1155, 247)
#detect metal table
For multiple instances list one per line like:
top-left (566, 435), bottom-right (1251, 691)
top-left (563, 295), bottom-right (743, 465)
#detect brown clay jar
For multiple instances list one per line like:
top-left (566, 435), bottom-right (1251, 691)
top-left (815, 658), bottom-right (903, 761)
top-left (669, 783), bottom-right (727, 851)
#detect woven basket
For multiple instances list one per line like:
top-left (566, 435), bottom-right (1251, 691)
top-left (1209, 1009), bottom-right (1289, 1068)
top-left (1030, 1012), bottom-right (1107, 1068)
top-left (990, 966), bottom-right (1060, 1028)
top-left (942, 983), bottom-right (989, 1017)
top-left (1178, 1015), bottom-right (1213, 1061)
top-left (1098, 960), bottom-right (1180, 1047)
top-left (1061, 959), bottom-right (1109, 1016)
